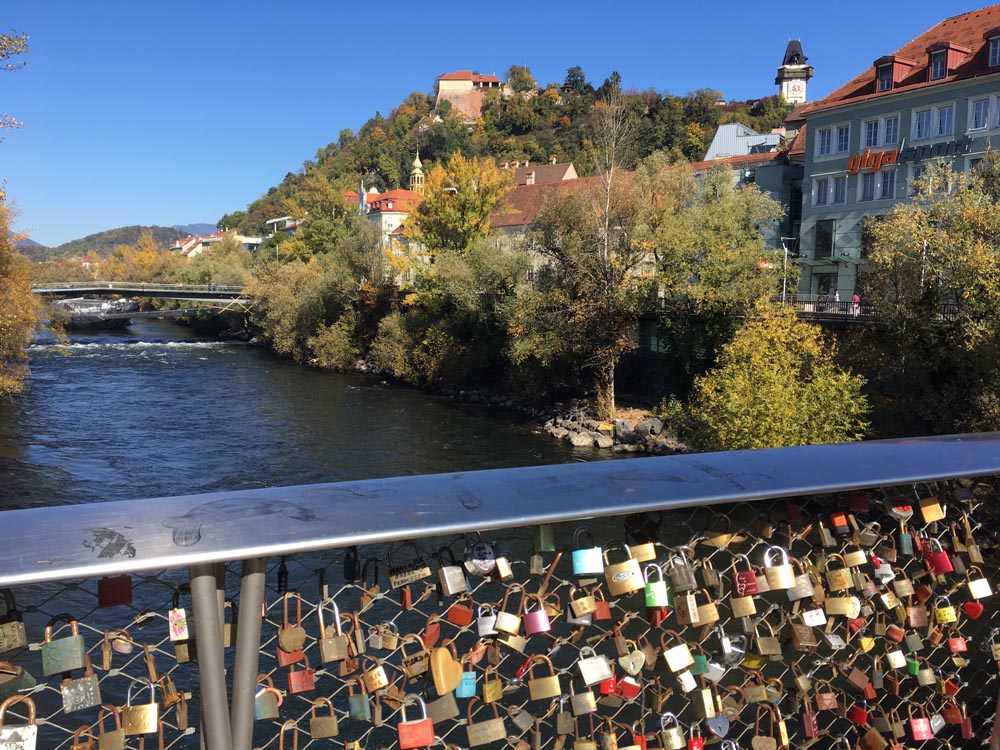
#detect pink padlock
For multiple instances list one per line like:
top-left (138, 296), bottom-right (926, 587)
top-left (926, 539), bottom-right (954, 575)
top-left (521, 593), bottom-right (551, 636)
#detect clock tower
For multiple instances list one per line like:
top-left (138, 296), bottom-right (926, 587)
top-left (775, 39), bottom-right (814, 104)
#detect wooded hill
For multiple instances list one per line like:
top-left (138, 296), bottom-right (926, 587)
top-left (218, 66), bottom-right (791, 235)
top-left (23, 225), bottom-right (186, 262)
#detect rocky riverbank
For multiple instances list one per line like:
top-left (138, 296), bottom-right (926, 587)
top-left (542, 403), bottom-right (687, 455)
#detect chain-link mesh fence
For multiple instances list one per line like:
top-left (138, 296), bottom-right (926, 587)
top-left (1, 476), bottom-right (999, 749)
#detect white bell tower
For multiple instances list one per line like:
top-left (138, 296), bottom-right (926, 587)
top-left (776, 40), bottom-right (814, 104)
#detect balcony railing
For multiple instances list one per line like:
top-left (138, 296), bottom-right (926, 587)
top-left (1, 434), bottom-right (999, 749)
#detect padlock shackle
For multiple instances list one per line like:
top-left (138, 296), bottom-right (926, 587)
top-left (171, 583), bottom-right (191, 610)
top-left (317, 597), bottom-right (341, 637)
top-left (283, 591), bottom-right (302, 628)
top-left (0, 694), bottom-right (35, 724)
top-left (0, 589), bottom-right (16, 613)
top-left (361, 557), bottom-right (380, 587)
top-left (466, 696), bottom-right (501, 724)
top-left (279, 719), bottom-right (299, 750)
top-left (401, 693), bottom-right (428, 722)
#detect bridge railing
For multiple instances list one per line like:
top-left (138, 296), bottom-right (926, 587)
top-left (1, 435), bottom-right (999, 749)
top-left (32, 282), bottom-right (249, 294)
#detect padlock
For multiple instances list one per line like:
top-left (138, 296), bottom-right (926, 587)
top-left (360, 557), bottom-right (380, 611)
top-left (70, 725), bottom-right (96, 750)
top-left (400, 635), bottom-right (430, 678)
top-left (97, 704), bottom-right (126, 750)
top-left (933, 595), bottom-right (956, 624)
top-left (762, 546), bottom-right (795, 590)
top-left (278, 591), bottom-right (307, 654)
top-left (123, 682), bottom-right (159, 735)
top-left (825, 553), bottom-right (851, 591)
top-left (388, 541), bottom-right (432, 588)
top-left (667, 549), bottom-right (697, 593)
top-left (522, 594), bottom-right (551, 636)
top-left (570, 586), bottom-right (598, 619)
top-left (572, 527), bottom-right (604, 577)
top-left (482, 664), bottom-right (503, 703)
top-left (916, 486), bottom-right (946, 523)
top-left (466, 698), bottom-right (506, 747)
top-left (287, 655), bottom-right (316, 694)
top-left (786, 557), bottom-right (815, 601)
top-left (61, 656), bottom-right (102, 714)
top-left (456, 658), bottom-right (477, 698)
top-left (167, 586), bottom-right (191, 642)
top-left (347, 678), bottom-right (371, 721)
top-left (578, 646), bottom-right (613, 686)
top-left (494, 586), bottom-right (523, 635)
top-left (309, 697), bottom-right (339, 738)
top-left (591, 587), bottom-right (612, 620)
top-left (659, 713), bottom-right (685, 750)
top-left (926, 538), bottom-right (954, 575)
top-left (966, 565), bottom-right (993, 599)
top-left (731, 555), bottom-right (759, 597)
top-left (438, 546), bottom-right (469, 595)
top-left (478, 604), bottom-right (499, 636)
top-left (673, 591), bottom-right (700, 626)
top-left (703, 514), bottom-right (733, 548)
top-left (829, 510), bottom-right (850, 536)
top-left (464, 533), bottom-right (497, 577)
top-left (41, 614), bottom-right (86, 677)
top-left (0, 661), bottom-right (34, 701)
top-left (361, 656), bottom-right (388, 692)
top-left (842, 545), bottom-right (867, 568)
top-left (570, 680), bottom-right (597, 716)
top-left (661, 631), bottom-right (694, 672)
top-left (693, 588), bottom-right (719, 625)
top-left (0, 695), bottom-right (37, 749)
top-left (604, 544), bottom-right (643, 596)
top-left (947, 627), bottom-right (967, 653)
top-left (398, 695), bottom-right (435, 750)
top-left (316, 598), bottom-right (349, 663)
top-left (0, 591), bottom-right (27, 655)
top-left (908, 705), bottom-right (933, 741)
top-left (278, 720), bottom-right (298, 750)
top-left (96, 575), bottom-right (132, 608)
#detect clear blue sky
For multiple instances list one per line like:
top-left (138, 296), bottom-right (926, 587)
top-left (2, 1), bottom-right (973, 247)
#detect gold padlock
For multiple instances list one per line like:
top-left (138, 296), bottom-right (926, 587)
top-left (762, 546), bottom-right (795, 590)
top-left (122, 682), bottom-right (158, 736)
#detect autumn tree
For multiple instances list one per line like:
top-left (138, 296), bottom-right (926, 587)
top-left (0, 192), bottom-right (36, 396)
top-left (508, 92), bottom-right (653, 418)
top-left (408, 152), bottom-right (512, 255)
top-left (682, 304), bottom-right (869, 451)
top-left (858, 156), bottom-right (1000, 433)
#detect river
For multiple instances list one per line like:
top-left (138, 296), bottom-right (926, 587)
top-left (0, 319), bottom-right (606, 510)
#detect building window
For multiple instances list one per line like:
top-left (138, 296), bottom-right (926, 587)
top-left (833, 176), bottom-right (847, 204)
top-left (910, 164), bottom-right (925, 195)
top-left (815, 220), bottom-right (835, 259)
top-left (970, 157), bottom-right (983, 174)
top-left (817, 128), bottom-right (832, 156)
top-left (881, 171), bottom-right (896, 199)
top-left (991, 38), bottom-right (1000, 67)
top-left (937, 104), bottom-right (954, 136)
top-left (815, 177), bottom-right (829, 205)
top-left (877, 64), bottom-right (892, 92)
top-left (884, 116), bottom-right (899, 144)
top-left (865, 120), bottom-right (879, 148)
top-left (915, 110), bottom-right (931, 140)
top-left (861, 172), bottom-right (876, 201)
top-left (836, 125), bottom-right (850, 153)
top-left (971, 98), bottom-right (990, 130)
top-left (930, 50), bottom-right (947, 80)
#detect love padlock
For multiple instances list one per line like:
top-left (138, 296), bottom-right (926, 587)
top-left (572, 527), bottom-right (604, 577)
top-left (643, 564), bottom-right (670, 607)
top-left (762, 546), bottom-right (795, 590)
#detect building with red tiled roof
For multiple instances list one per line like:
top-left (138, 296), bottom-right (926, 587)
top-left (435, 69), bottom-right (508, 123)
top-left (796, 4), bottom-right (1000, 297)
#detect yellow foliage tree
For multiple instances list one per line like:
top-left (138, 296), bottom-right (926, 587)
top-left (408, 152), bottom-right (512, 255)
top-left (0, 192), bottom-right (37, 396)
top-left (686, 304), bottom-right (868, 451)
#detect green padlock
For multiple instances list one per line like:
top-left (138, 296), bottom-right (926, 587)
top-left (41, 614), bottom-right (86, 677)
top-left (643, 563), bottom-right (671, 607)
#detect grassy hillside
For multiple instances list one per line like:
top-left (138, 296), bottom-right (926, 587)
top-left (43, 225), bottom-right (186, 260)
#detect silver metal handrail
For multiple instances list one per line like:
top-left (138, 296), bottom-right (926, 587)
top-left (2, 432), bottom-right (998, 588)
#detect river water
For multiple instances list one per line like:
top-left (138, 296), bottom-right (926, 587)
top-left (0, 320), bottom-right (605, 510)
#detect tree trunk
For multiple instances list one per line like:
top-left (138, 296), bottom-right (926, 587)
top-left (594, 362), bottom-right (616, 421)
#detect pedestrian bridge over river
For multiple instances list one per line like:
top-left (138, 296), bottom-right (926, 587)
top-left (31, 281), bottom-right (254, 304)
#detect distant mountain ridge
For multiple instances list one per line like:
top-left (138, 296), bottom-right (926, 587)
top-left (20, 224), bottom-right (214, 261)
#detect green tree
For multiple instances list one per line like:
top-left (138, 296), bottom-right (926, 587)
top-left (506, 65), bottom-right (537, 94)
top-left (509, 92), bottom-right (651, 419)
top-left (684, 304), bottom-right (869, 451)
top-left (408, 152), bottom-right (512, 255)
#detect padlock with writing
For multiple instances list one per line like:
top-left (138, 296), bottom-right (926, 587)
top-left (388, 541), bottom-right (432, 588)
top-left (667, 549), bottom-right (697, 593)
top-left (41, 614), bottom-right (86, 677)
top-left (659, 713), bottom-right (685, 750)
top-left (397, 695), bottom-right (435, 750)
top-left (438, 546), bottom-right (469, 595)
top-left (0, 695), bottom-right (37, 750)
top-left (604, 543), bottom-right (642, 596)
top-left (317, 598), bottom-right (349, 663)
top-left (578, 646), bottom-right (613, 686)
top-left (123, 682), bottom-right (159, 736)
top-left (762, 546), bottom-right (795, 590)
top-left (731, 555), bottom-right (759, 597)
top-left (933, 595), bottom-right (956, 624)
top-left (0, 591), bottom-right (27, 655)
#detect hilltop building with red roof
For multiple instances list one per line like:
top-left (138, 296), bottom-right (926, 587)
top-left (435, 69), bottom-right (509, 123)
top-left (796, 3), bottom-right (1000, 297)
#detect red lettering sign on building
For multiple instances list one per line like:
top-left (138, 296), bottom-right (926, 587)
top-left (846, 149), bottom-right (899, 175)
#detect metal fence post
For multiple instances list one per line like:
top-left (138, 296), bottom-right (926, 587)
top-left (231, 558), bottom-right (266, 750)
top-left (190, 563), bottom-right (234, 750)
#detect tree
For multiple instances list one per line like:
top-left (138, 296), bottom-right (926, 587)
top-left (506, 65), bottom-right (537, 94)
top-left (563, 66), bottom-right (590, 95)
top-left (684, 304), bottom-right (869, 451)
top-left (509, 91), bottom-right (652, 419)
top-left (0, 191), bottom-right (37, 396)
top-left (0, 30), bottom-right (28, 140)
top-left (858, 157), bottom-right (1000, 433)
top-left (408, 152), bottom-right (512, 255)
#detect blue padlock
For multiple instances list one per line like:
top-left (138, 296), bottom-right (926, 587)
top-left (571, 527), bottom-right (604, 577)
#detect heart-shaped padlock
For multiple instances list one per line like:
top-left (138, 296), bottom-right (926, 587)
top-left (706, 715), bottom-right (729, 738)
top-left (963, 601), bottom-right (985, 619)
top-left (619, 649), bottom-right (645, 676)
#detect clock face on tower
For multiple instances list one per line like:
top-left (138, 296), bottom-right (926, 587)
top-left (789, 81), bottom-right (804, 97)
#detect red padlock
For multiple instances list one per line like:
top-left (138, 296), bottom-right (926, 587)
top-left (686, 726), bottom-right (705, 750)
top-left (646, 607), bottom-right (668, 627)
top-left (616, 676), bottom-right (641, 700)
top-left (287, 656), bottom-right (315, 694)
top-left (398, 696), bottom-right (435, 749)
top-left (732, 555), bottom-right (759, 597)
top-left (97, 576), bottom-right (133, 608)
top-left (926, 539), bottom-right (954, 575)
top-left (847, 702), bottom-right (869, 726)
top-left (599, 674), bottom-right (618, 695)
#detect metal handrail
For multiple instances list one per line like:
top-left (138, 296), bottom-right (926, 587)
top-left (31, 281), bottom-right (248, 294)
top-left (2, 432), bottom-right (998, 588)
